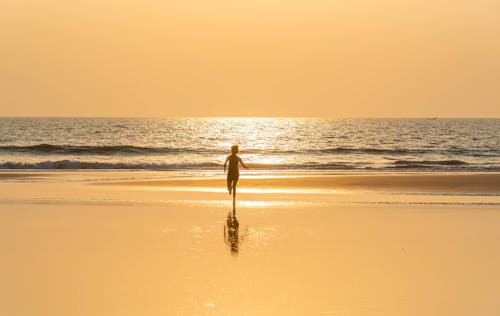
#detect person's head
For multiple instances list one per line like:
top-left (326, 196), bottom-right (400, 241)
top-left (231, 145), bottom-right (239, 154)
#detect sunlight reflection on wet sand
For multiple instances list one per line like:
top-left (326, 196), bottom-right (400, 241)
top-left (154, 186), bottom-right (350, 195)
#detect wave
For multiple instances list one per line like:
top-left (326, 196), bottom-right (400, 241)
top-left (391, 159), bottom-right (474, 170)
top-left (313, 147), bottom-right (499, 157)
top-left (0, 160), bottom-right (221, 170)
top-left (394, 159), bottom-right (467, 166)
top-left (1, 144), bottom-right (498, 157)
top-left (0, 144), bottom-right (207, 155)
top-left (0, 160), bottom-right (356, 170)
top-left (311, 147), bottom-right (427, 155)
top-left (0, 160), bottom-right (497, 171)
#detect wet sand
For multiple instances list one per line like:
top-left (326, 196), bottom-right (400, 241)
top-left (100, 172), bottom-right (500, 194)
top-left (0, 171), bottom-right (499, 315)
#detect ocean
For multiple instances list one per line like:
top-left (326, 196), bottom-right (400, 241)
top-left (0, 118), bottom-right (498, 172)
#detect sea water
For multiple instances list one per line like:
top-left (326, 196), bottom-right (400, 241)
top-left (0, 118), bottom-right (498, 171)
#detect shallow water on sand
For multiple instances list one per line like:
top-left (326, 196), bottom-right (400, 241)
top-left (1, 203), bottom-right (499, 316)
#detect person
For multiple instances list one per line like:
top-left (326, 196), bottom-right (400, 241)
top-left (224, 145), bottom-right (248, 204)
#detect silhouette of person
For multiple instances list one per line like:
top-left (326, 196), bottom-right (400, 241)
top-left (224, 145), bottom-right (248, 209)
top-left (224, 211), bottom-right (240, 252)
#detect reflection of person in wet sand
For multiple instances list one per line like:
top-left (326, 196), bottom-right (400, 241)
top-left (224, 211), bottom-right (239, 252)
top-left (224, 145), bottom-right (249, 209)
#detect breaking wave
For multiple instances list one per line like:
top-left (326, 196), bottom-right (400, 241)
top-left (0, 144), bottom-right (497, 157)
top-left (394, 159), bottom-right (467, 166)
top-left (0, 160), bottom-right (354, 170)
top-left (0, 160), bottom-right (497, 171)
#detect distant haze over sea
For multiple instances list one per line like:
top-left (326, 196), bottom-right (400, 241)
top-left (0, 118), bottom-right (498, 172)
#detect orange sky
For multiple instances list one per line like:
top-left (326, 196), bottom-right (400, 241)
top-left (0, 0), bottom-right (499, 117)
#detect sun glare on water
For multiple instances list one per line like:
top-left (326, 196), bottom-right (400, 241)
top-left (208, 118), bottom-right (298, 166)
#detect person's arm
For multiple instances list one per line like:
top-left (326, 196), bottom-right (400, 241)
top-left (224, 156), bottom-right (229, 173)
top-left (239, 157), bottom-right (249, 169)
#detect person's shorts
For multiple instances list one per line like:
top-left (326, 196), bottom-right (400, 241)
top-left (227, 172), bottom-right (239, 183)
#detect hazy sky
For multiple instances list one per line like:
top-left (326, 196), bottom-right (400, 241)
top-left (1, 0), bottom-right (499, 117)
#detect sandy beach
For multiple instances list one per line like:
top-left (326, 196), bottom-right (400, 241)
top-left (100, 172), bottom-right (500, 194)
top-left (1, 171), bottom-right (499, 315)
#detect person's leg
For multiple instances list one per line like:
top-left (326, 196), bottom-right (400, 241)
top-left (232, 178), bottom-right (239, 196)
top-left (227, 177), bottom-right (232, 195)
top-left (232, 178), bottom-right (238, 210)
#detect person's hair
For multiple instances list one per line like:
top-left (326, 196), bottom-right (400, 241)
top-left (231, 145), bottom-right (239, 154)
